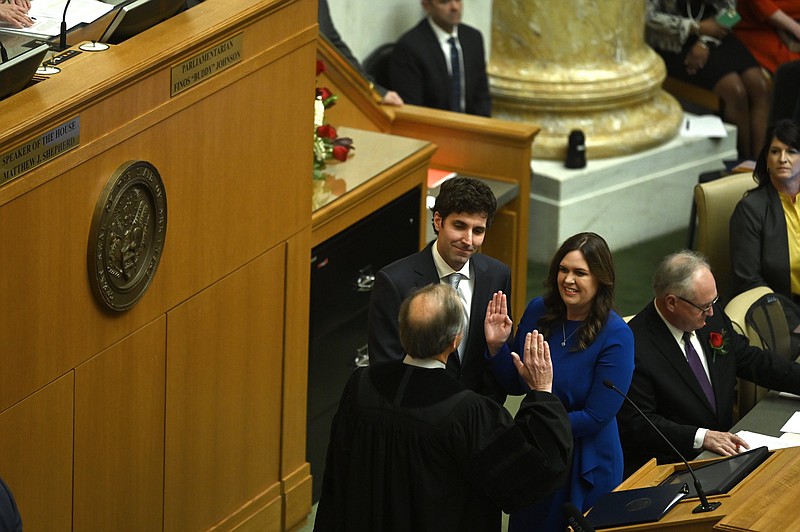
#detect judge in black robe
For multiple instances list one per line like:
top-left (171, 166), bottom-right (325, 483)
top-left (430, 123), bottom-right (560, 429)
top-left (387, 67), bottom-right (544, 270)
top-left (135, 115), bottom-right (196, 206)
top-left (314, 284), bottom-right (572, 531)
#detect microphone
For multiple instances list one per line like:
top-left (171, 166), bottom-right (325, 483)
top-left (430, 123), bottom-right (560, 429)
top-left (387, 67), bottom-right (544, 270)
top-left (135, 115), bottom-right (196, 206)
top-left (59, 0), bottom-right (73, 51)
top-left (604, 379), bottom-right (721, 514)
top-left (563, 502), bottom-right (595, 532)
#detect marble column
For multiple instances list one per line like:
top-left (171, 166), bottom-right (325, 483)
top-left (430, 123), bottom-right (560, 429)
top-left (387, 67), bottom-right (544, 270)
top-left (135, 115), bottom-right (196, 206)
top-left (488, 0), bottom-right (683, 160)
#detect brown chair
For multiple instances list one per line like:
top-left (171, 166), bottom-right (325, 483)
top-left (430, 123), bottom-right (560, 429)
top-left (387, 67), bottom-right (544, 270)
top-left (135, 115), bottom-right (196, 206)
top-left (693, 172), bottom-right (777, 418)
top-left (693, 172), bottom-right (755, 299)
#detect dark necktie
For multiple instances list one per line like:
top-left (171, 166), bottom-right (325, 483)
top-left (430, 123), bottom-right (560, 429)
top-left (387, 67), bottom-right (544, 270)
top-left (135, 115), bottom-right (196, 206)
top-left (448, 36), bottom-right (461, 112)
top-left (683, 332), bottom-right (716, 411)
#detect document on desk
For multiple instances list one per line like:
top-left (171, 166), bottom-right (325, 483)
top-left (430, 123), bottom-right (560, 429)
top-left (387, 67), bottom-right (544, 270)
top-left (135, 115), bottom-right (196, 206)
top-left (779, 411), bottom-right (800, 434)
top-left (681, 115), bottom-right (728, 138)
top-left (0, 0), bottom-right (113, 37)
top-left (735, 430), bottom-right (800, 451)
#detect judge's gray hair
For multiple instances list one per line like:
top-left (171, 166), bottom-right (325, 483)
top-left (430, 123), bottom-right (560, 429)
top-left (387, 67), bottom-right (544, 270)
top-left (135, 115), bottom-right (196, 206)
top-left (399, 284), bottom-right (465, 359)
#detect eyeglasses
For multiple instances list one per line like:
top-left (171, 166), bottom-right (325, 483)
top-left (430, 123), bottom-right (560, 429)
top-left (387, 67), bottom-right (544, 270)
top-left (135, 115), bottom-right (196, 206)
top-left (677, 295), bottom-right (718, 314)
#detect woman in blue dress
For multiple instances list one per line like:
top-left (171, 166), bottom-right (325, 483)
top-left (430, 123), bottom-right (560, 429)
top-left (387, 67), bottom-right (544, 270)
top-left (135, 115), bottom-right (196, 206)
top-left (484, 232), bottom-right (634, 531)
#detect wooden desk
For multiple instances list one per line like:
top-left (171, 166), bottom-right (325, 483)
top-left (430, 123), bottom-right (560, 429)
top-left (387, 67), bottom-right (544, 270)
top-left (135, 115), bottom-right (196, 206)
top-left (698, 393), bottom-right (800, 459)
top-left (610, 394), bottom-right (800, 531)
top-left (311, 126), bottom-right (435, 247)
top-left (0, 2), bottom-right (121, 55)
top-left (715, 446), bottom-right (800, 531)
top-left (708, 391), bottom-right (800, 530)
top-left (608, 447), bottom-right (800, 532)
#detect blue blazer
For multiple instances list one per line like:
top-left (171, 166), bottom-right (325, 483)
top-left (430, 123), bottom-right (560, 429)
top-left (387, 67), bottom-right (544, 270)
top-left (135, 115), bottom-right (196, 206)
top-left (488, 297), bottom-right (634, 531)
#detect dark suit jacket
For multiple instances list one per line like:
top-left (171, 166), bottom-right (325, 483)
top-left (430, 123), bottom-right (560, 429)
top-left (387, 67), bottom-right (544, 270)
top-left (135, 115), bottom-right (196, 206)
top-left (618, 300), bottom-right (800, 474)
top-left (730, 183), bottom-right (792, 299)
top-left (0, 476), bottom-right (21, 532)
top-left (389, 19), bottom-right (491, 116)
top-left (367, 242), bottom-right (511, 403)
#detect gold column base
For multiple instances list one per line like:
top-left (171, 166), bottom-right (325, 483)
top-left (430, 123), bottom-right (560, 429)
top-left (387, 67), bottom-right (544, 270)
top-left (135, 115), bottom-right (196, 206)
top-left (488, 0), bottom-right (684, 160)
top-left (491, 90), bottom-right (683, 160)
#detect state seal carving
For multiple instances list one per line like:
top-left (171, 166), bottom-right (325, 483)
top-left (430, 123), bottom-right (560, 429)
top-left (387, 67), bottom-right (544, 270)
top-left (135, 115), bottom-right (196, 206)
top-left (89, 160), bottom-right (167, 312)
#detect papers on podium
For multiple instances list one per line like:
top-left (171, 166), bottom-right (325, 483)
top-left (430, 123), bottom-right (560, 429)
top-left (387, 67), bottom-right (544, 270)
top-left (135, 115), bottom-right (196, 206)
top-left (586, 482), bottom-right (688, 529)
top-left (0, 0), bottom-right (113, 37)
top-left (681, 115), bottom-right (728, 138)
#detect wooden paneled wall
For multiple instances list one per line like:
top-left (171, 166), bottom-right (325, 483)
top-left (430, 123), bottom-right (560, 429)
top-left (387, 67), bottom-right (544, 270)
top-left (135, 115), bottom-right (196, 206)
top-left (0, 1), bottom-right (314, 530)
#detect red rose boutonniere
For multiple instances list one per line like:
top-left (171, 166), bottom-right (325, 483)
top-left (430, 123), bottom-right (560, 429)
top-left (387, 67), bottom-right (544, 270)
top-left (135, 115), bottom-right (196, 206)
top-left (709, 330), bottom-right (728, 362)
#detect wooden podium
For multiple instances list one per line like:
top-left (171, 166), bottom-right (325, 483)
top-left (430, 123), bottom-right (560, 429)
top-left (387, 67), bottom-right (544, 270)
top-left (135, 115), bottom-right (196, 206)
top-left (603, 447), bottom-right (800, 531)
top-left (0, 1), bottom-right (315, 530)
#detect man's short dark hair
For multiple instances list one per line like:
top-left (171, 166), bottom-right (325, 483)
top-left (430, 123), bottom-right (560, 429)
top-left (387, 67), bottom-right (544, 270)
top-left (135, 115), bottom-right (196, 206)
top-left (431, 176), bottom-right (497, 233)
top-left (398, 284), bottom-right (464, 359)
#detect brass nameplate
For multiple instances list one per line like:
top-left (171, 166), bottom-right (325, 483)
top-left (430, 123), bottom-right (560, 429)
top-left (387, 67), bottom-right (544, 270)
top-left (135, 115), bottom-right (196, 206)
top-left (171, 33), bottom-right (244, 96)
top-left (1, 117), bottom-right (80, 186)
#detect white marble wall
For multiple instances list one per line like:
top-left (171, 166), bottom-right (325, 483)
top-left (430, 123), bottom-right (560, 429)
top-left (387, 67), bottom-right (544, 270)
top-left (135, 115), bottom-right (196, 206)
top-left (528, 119), bottom-right (738, 263)
top-left (326, 0), bottom-right (493, 63)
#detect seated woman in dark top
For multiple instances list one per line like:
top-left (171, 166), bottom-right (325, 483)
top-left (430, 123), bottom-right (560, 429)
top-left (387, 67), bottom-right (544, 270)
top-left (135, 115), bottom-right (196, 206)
top-left (730, 119), bottom-right (800, 338)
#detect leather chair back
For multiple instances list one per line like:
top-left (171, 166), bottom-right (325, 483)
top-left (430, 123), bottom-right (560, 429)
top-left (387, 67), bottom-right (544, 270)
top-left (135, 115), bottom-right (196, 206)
top-left (693, 172), bottom-right (755, 298)
top-left (694, 172), bottom-right (778, 419)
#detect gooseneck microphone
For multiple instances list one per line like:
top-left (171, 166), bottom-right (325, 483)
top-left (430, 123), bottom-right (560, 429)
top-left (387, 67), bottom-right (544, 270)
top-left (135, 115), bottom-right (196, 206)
top-left (603, 379), bottom-right (721, 514)
top-left (563, 502), bottom-right (595, 532)
top-left (59, 0), bottom-right (73, 51)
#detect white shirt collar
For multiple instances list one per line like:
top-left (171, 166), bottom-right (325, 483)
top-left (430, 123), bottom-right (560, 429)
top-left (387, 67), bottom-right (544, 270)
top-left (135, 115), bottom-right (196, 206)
top-left (403, 354), bottom-right (446, 369)
top-left (654, 298), bottom-right (692, 344)
top-left (431, 239), bottom-right (471, 281)
top-left (427, 17), bottom-right (458, 45)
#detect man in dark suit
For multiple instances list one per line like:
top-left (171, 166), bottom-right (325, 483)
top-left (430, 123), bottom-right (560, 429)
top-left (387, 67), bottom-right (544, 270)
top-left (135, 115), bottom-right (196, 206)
top-left (618, 250), bottom-right (800, 476)
top-left (316, 284), bottom-right (572, 531)
top-left (389, 0), bottom-right (491, 116)
top-left (368, 176), bottom-right (510, 403)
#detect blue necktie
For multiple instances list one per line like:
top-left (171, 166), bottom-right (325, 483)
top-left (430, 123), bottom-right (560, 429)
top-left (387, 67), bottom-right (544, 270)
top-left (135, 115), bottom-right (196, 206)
top-left (683, 332), bottom-right (716, 412)
top-left (448, 36), bottom-right (461, 112)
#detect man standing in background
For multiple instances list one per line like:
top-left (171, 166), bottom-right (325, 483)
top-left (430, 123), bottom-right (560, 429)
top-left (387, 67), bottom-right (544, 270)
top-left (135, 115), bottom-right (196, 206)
top-left (390, 0), bottom-right (491, 116)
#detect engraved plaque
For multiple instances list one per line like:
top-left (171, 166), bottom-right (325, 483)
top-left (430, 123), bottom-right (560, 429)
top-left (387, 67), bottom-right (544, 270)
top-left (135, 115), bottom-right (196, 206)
top-left (89, 160), bottom-right (167, 312)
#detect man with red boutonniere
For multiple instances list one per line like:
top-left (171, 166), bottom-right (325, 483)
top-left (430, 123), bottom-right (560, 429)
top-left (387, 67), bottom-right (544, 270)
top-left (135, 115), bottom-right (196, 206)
top-left (618, 250), bottom-right (800, 477)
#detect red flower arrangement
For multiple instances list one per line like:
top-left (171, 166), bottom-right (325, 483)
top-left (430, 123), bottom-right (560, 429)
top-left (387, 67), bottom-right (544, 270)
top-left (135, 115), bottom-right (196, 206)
top-left (708, 330), bottom-right (728, 361)
top-left (314, 60), bottom-right (354, 180)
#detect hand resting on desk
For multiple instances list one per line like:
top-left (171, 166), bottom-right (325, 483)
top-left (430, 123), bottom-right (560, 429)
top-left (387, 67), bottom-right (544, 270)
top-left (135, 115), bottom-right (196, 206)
top-left (0, 1), bottom-right (33, 28)
top-left (704, 429), bottom-right (750, 456)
